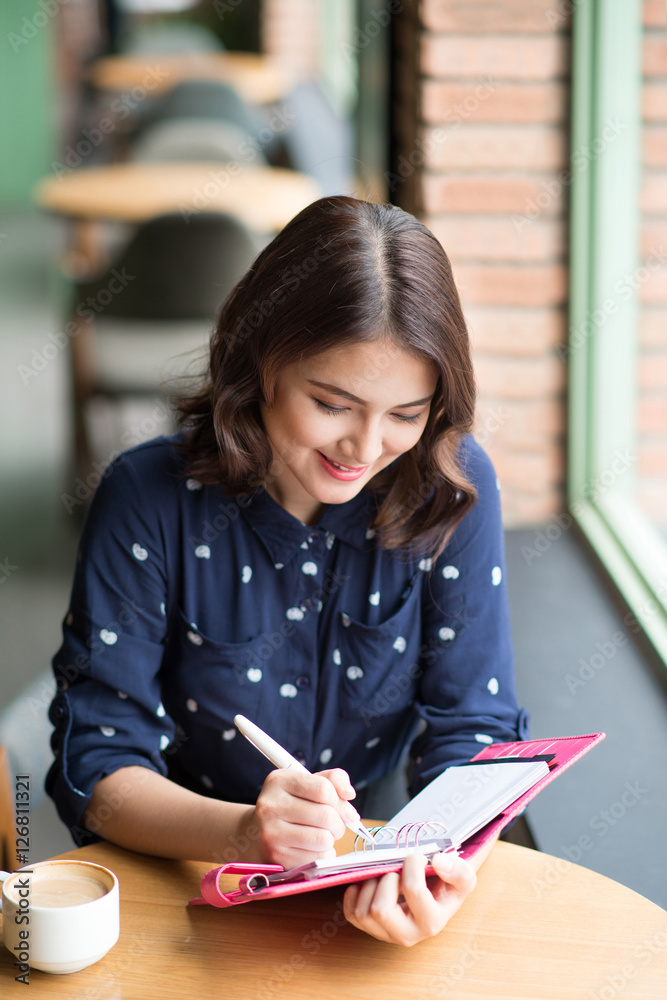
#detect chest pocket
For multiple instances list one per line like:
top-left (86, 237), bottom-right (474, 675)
top-left (335, 573), bottom-right (423, 721)
top-left (163, 608), bottom-right (269, 729)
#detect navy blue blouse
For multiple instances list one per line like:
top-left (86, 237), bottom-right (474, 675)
top-left (47, 433), bottom-right (528, 843)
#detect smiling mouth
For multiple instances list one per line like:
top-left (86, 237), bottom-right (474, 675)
top-left (321, 454), bottom-right (366, 472)
top-left (317, 451), bottom-right (369, 480)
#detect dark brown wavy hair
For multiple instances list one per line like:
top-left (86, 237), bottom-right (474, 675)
top-left (176, 196), bottom-right (478, 559)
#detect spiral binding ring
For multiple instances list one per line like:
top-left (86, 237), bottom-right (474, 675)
top-left (353, 826), bottom-right (397, 852)
top-left (397, 821), bottom-right (450, 848)
top-left (353, 822), bottom-right (451, 852)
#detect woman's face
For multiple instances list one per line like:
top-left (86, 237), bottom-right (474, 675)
top-left (259, 338), bottom-right (438, 524)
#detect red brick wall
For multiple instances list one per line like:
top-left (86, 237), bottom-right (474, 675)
top-left (262, 1), bottom-right (665, 529)
top-left (261, 0), bottom-right (320, 78)
top-left (638, 0), bottom-right (667, 527)
top-left (409, 0), bottom-right (571, 525)
top-left (261, 0), bottom-right (570, 524)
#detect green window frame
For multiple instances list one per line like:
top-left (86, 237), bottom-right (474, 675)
top-left (569, 0), bottom-right (667, 664)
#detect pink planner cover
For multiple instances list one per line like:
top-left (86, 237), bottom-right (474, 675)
top-left (189, 732), bottom-right (605, 909)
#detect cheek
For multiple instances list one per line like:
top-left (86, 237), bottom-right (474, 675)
top-left (386, 423), bottom-right (424, 455)
top-left (274, 402), bottom-right (326, 449)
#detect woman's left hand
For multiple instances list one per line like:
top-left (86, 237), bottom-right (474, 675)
top-left (342, 850), bottom-right (477, 947)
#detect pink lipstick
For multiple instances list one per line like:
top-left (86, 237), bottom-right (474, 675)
top-left (317, 451), bottom-right (368, 481)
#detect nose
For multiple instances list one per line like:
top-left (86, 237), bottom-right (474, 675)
top-left (340, 417), bottom-right (383, 467)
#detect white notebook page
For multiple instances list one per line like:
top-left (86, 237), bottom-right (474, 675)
top-left (387, 760), bottom-right (549, 848)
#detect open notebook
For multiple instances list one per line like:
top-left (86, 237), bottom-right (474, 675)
top-left (189, 733), bottom-right (605, 909)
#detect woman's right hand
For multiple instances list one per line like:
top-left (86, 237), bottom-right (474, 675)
top-left (252, 767), bottom-right (361, 869)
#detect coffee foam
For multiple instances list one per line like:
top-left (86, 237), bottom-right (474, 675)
top-left (6, 862), bottom-right (112, 908)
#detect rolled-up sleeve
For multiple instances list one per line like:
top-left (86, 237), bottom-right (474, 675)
top-left (410, 437), bottom-right (529, 794)
top-left (46, 454), bottom-right (175, 843)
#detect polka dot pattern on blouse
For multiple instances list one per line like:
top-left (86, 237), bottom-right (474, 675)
top-left (47, 432), bottom-right (528, 833)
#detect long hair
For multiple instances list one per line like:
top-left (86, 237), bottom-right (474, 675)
top-left (176, 196), bottom-right (478, 559)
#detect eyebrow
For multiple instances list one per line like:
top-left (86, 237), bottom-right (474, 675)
top-left (307, 380), bottom-right (434, 409)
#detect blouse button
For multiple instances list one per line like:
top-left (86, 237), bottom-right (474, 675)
top-left (296, 675), bottom-right (310, 689)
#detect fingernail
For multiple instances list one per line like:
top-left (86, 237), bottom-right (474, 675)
top-left (433, 852), bottom-right (456, 875)
top-left (344, 805), bottom-right (360, 824)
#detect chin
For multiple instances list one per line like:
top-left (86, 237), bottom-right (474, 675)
top-left (305, 472), bottom-right (368, 505)
top-left (313, 481), bottom-right (365, 504)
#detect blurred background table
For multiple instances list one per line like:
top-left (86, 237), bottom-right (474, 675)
top-left (1, 839), bottom-right (666, 998)
top-left (32, 160), bottom-right (320, 477)
top-left (34, 162), bottom-right (320, 245)
top-left (89, 51), bottom-right (295, 106)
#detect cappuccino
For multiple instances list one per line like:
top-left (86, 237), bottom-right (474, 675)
top-left (7, 868), bottom-right (109, 908)
top-left (1, 859), bottom-right (120, 974)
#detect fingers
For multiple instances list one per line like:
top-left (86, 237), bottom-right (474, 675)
top-left (320, 768), bottom-right (356, 801)
top-left (343, 852), bottom-right (478, 947)
top-left (344, 877), bottom-right (399, 944)
top-left (345, 867), bottom-right (426, 945)
top-left (429, 851), bottom-right (477, 901)
top-left (318, 768), bottom-right (362, 829)
top-left (292, 770), bottom-right (360, 830)
top-left (399, 853), bottom-right (474, 940)
top-left (254, 769), bottom-right (350, 867)
top-left (260, 770), bottom-right (347, 835)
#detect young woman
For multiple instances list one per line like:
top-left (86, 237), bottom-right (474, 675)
top-left (47, 196), bottom-right (528, 946)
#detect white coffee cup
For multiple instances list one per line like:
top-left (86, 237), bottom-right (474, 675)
top-left (0, 859), bottom-right (120, 974)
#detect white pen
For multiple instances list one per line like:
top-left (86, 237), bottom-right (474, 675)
top-left (234, 714), bottom-right (375, 845)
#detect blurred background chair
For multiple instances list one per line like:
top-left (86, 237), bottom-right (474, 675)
top-left (68, 210), bottom-right (261, 479)
top-left (128, 117), bottom-right (267, 166)
top-left (130, 78), bottom-right (263, 143)
top-left (0, 669), bottom-right (58, 871)
top-left (278, 81), bottom-right (354, 196)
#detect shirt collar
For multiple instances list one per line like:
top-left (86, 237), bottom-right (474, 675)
top-left (239, 487), bottom-right (378, 566)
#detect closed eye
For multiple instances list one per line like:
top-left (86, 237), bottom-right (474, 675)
top-left (313, 398), bottom-right (346, 416)
top-left (312, 397), bottom-right (425, 424)
top-left (393, 412), bottom-right (423, 424)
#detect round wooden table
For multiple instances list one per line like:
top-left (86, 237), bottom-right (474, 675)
top-left (1, 840), bottom-right (666, 998)
top-left (34, 162), bottom-right (321, 236)
top-left (89, 51), bottom-right (296, 106)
